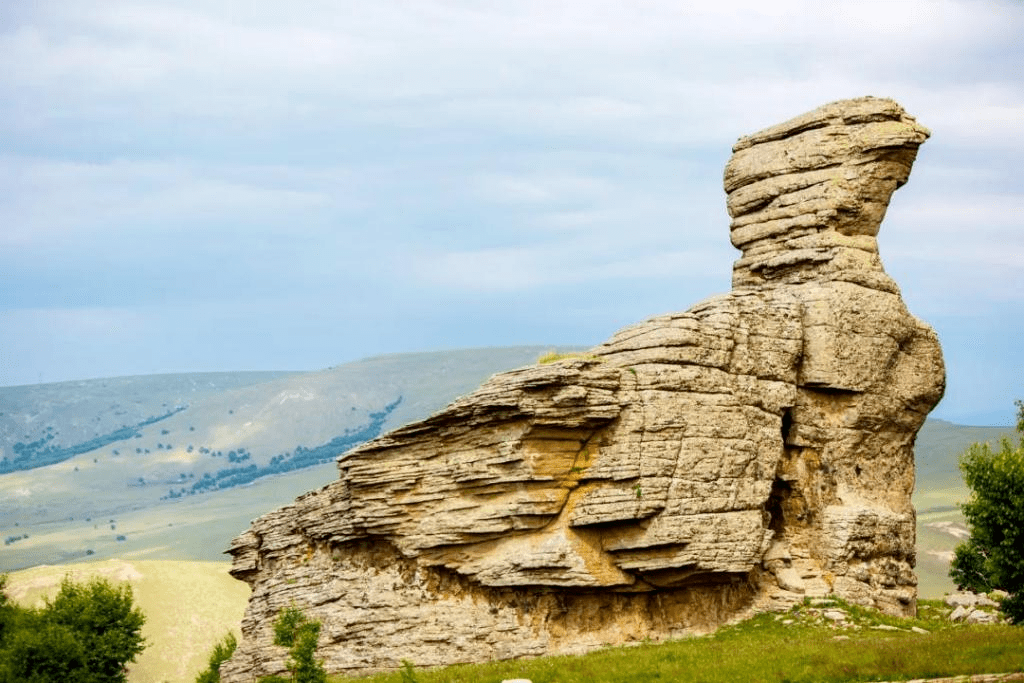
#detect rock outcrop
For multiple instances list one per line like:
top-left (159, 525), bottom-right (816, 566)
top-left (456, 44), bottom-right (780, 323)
top-left (221, 97), bottom-right (945, 681)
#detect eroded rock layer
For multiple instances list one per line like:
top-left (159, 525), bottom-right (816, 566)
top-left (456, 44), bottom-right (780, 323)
top-left (222, 97), bottom-right (944, 681)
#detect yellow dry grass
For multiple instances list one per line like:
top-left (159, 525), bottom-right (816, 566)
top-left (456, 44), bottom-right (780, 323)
top-left (5, 559), bottom-right (251, 683)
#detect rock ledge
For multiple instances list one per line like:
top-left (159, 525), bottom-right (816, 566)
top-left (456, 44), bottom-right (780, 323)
top-left (221, 97), bottom-right (944, 681)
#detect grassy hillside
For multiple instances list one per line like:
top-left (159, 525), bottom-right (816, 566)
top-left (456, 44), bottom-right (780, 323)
top-left (910, 418), bottom-right (1015, 597)
top-left (0, 462), bottom-right (342, 570)
top-left (332, 599), bottom-right (1024, 683)
top-left (0, 347), bottom-right (578, 572)
top-left (8, 564), bottom-right (1023, 683)
top-left (913, 418), bottom-right (1015, 509)
top-left (0, 372), bottom-right (298, 473)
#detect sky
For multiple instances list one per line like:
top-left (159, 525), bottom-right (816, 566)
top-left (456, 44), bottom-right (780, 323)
top-left (1, 1), bottom-right (1022, 426)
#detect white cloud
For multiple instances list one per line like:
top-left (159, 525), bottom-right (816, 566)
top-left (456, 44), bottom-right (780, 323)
top-left (0, 0), bottom-right (1021, 415)
top-left (5, 0), bottom-right (1018, 131)
top-left (0, 157), bottom-right (349, 247)
top-left (410, 236), bottom-right (730, 292)
top-left (1, 306), bottom-right (146, 335)
top-left (0, 307), bottom-right (147, 385)
top-left (892, 193), bottom-right (1024, 236)
top-left (474, 172), bottom-right (615, 206)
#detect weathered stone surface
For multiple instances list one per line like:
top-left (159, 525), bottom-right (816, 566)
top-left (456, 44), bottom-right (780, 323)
top-left (945, 591), bottom-right (980, 609)
top-left (965, 609), bottom-right (999, 624)
top-left (221, 97), bottom-right (944, 682)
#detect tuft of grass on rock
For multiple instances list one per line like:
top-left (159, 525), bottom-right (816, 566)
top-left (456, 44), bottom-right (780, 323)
top-left (537, 351), bottom-right (600, 365)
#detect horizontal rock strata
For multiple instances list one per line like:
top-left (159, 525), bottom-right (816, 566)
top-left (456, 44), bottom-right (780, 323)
top-left (222, 97), bottom-right (945, 682)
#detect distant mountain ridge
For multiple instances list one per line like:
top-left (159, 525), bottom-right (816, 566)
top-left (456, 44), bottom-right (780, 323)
top-left (0, 348), bottom-right (578, 480)
top-left (0, 371), bottom-right (298, 473)
top-left (0, 346), bottom-right (584, 570)
top-left (1, 357), bottom-right (1012, 493)
top-left (0, 346), bottom-right (1014, 587)
top-left (913, 418), bottom-right (1016, 502)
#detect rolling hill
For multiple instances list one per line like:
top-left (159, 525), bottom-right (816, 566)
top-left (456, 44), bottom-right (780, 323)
top-left (0, 346), bottom-right (1016, 597)
top-left (0, 347), bottom-right (580, 571)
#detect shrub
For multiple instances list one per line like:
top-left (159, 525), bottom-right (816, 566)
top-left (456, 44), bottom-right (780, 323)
top-left (1, 619), bottom-right (89, 682)
top-left (0, 574), bottom-right (146, 683)
top-left (195, 631), bottom-right (237, 683)
top-left (259, 606), bottom-right (326, 683)
top-left (950, 400), bottom-right (1024, 623)
top-left (400, 660), bottom-right (419, 683)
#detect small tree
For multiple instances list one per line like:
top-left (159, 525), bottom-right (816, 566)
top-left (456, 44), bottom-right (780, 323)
top-left (949, 400), bottom-right (1024, 623)
top-left (258, 606), bottom-right (326, 683)
top-left (195, 631), bottom-right (238, 683)
top-left (1, 619), bottom-right (90, 682)
top-left (0, 574), bottom-right (146, 683)
top-left (0, 575), bottom-right (8, 619)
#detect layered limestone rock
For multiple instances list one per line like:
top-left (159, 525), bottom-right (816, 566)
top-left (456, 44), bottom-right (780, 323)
top-left (221, 97), bottom-right (944, 681)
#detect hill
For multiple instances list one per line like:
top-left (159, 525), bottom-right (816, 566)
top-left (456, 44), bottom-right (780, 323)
top-left (912, 418), bottom-right (1016, 509)
top-left (0, 346), bottom-right (1015, 599)
top-left (910, 418), bottom-right (1015, 597)
top-left (0, 347), bottom-right (580, 571)
top-left (0, 371), bottom-right (298, 473)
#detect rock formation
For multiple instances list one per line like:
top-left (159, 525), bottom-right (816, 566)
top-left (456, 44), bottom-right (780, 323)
top-left (221, 97), bottom-right (945, 681)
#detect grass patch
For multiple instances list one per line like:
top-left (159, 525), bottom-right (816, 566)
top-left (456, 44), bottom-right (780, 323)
top-left (537, 351), bottom-right (600, 365)
top-left (329, 599), bottom-right (1024, 683)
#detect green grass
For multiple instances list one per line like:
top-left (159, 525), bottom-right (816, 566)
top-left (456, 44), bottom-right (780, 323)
top-left (9, 566), bottom-right (1022, 683)
top-left (537, 350), bottom-right (601, 364)
top-left (330, 599), bottom-right (1024, 683)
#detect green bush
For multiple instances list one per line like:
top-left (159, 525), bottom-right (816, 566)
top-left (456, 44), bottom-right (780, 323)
top-left (950, 537), bottom-right (992, 593)
top-left (0, 575), bottom-right (10, 641)
top-left (195, 631), bottom-right (238, 683)
top-left (950, 400), bottom-right (1024, 623)
top-left (258, 606), bottom-right (326, 683)
top-left (289, 623), bottom-right (325, 683)
top-left (0, 574), bottom-right (146, 683)
top-left (272, 606), bottom-right (309, 648)
top-left (399, 660), bottom-right (418, 683)
top-left (2, 619), bottom-right (89, 682)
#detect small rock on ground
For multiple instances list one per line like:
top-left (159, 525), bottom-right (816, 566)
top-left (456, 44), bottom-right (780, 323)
top-left (950, 605), bottom-right (971, 622)
top-left (878, 674), bottom-right (1024, 683)
top-left (946, 592), bottom-right (979, 608)
top-left (965, 609), bottom-right (999, 624)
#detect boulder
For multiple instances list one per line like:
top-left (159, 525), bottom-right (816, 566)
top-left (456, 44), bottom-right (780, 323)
top-left (220, 97), bottom-right (944, 682)
top-left (965, 609), bottom-right (999, 624)
top-left (946, 590), bottom-right (999, 609)
top-left (946, 591), bottom-right (979, 608)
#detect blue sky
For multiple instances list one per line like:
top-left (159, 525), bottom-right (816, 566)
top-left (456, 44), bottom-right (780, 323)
top-left (1, 1), bottom-right (1022, 425)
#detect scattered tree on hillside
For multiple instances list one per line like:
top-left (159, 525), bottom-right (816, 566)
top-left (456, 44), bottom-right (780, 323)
top-left (0, 406), bottom-right (187, 474)
top-left (949, 400), bottom-right (1024, 623)
top-left (163, 397), bottom-right (404, 500)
